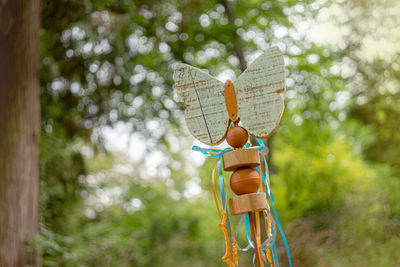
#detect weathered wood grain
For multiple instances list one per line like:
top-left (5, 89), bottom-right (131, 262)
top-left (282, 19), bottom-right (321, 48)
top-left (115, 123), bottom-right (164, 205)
top-left (173, 63), bottom-right (229, 145)
top-left (234, 46), bottom-right (285, 138)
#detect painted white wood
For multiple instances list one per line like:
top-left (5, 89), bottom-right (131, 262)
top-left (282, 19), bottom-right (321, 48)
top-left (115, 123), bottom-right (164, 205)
top-left (172, 46), bottom-right (286, 144)
top-left (173, 63), bottom-right (229, 145)
top-left (234, 47), bottom-right (285, 138)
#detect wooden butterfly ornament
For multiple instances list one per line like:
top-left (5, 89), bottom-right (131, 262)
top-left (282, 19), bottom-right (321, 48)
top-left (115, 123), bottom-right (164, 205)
top-left (173, 47), bottom-right (290, 267)
top-left (173, 46), bottom-right (285, 146)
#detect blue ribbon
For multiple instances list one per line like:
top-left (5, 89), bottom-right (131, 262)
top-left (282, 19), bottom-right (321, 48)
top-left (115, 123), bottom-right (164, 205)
top-left (272, 244), bottom-right (279, 267)
top-left (260, 153), bottom-right (292, 267)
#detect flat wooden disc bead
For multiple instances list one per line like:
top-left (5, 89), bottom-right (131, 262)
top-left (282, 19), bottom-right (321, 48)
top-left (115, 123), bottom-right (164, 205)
top-left (226, 126), bottom-right (248, 148)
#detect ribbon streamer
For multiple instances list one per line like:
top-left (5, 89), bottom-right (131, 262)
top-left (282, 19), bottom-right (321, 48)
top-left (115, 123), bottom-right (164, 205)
top-left (192, 138), bottom-right (291, 267)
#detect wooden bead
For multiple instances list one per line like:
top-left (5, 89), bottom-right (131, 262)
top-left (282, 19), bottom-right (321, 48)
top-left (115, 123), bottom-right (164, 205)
top-left (230, 167), bottom-right (260, 195)
top-left (226, 126), bottom-right (248, 148)
top-left (222, 149), bottom-right (260, 171)
top-left (229, 192), bottom-right (267, 215)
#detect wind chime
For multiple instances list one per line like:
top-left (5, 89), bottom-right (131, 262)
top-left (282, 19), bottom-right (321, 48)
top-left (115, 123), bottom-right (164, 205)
top-left (173, 47), bottom-right (291, 266)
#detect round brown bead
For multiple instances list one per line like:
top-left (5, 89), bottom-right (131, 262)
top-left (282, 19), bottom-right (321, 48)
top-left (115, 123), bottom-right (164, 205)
top-left (230, 167), bottom-right (260, 195)
top-left (226, 126), bottom-right (248, 148)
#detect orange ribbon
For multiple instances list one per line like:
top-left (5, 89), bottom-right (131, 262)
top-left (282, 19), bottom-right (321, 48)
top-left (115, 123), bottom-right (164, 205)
top-left (212, 162), bottom-right (238, 267)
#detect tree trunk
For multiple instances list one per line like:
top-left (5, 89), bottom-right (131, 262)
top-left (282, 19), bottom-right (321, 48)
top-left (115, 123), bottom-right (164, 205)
top-left (221, 0), bottom-right (247, 72)
top-left (0, 0), bottom-right (41, 266)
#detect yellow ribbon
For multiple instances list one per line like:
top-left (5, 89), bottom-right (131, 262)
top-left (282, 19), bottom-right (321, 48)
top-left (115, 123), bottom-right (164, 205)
top-left (212, 162), bottom-right (238, 267)
top-left (255, 211), bottom-right (264, 267)
top-left (258, 167), bottom-right (274, 266)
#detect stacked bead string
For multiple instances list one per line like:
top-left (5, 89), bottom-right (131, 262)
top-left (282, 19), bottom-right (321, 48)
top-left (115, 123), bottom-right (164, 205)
top-left (193, 131), bottom-right (292, 267)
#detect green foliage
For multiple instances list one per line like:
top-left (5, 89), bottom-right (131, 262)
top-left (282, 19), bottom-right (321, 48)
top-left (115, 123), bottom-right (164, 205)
top-left (40, 152), bottom-right (231, 266)
top-left (40, 130), bottom-right (86, 232)
top-left (38, 0), bottom-right (400, 266)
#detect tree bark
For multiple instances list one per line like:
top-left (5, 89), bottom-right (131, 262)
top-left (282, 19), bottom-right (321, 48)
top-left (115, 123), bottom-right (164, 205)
top-left (0, 0), bottom-right (41, 266)
top-left (221, 0), bottom-right (247, 72)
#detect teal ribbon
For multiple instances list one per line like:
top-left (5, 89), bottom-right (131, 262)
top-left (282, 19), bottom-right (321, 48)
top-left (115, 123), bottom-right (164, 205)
top-left (272, 243), bottom-right (279, 267)
top-left (260, 152), bottom-right (292, 267)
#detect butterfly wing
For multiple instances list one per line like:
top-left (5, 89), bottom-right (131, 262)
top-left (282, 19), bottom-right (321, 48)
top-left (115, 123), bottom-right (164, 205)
top-left (234, 47), bottom-right (285, 138)
top-left (173, 63), bottom-right (229, 145)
